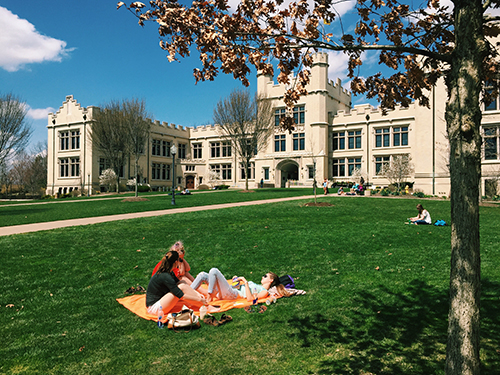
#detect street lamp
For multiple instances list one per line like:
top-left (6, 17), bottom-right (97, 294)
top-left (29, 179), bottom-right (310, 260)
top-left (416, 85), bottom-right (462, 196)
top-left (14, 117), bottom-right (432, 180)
top-left (171, 144), bottom-right (177, 205)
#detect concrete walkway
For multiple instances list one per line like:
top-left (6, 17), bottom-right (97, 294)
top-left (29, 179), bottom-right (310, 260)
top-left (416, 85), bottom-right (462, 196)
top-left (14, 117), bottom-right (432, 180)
top-left (0, 195), bottom-right (317, 237)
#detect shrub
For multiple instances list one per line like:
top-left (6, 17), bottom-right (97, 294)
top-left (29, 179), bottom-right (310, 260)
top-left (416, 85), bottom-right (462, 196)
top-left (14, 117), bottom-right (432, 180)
top-left (380, 188), bottom-right (391, 196)
top-left (413, 191), bottom-right (425, 198)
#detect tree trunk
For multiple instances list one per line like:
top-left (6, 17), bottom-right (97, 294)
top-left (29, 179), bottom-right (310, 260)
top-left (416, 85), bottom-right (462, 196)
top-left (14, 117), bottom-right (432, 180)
top-left (444, 2), bottom-right (484, 374)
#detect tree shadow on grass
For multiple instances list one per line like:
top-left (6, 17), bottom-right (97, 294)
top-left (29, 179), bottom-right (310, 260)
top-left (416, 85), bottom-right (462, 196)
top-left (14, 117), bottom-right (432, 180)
top-left (287, 279), bottom-right (500, 375)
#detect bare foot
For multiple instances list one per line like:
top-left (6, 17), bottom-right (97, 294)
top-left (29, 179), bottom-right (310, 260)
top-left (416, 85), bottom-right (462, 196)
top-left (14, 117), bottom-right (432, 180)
top-left (207, 305), bottom-right (221, 313)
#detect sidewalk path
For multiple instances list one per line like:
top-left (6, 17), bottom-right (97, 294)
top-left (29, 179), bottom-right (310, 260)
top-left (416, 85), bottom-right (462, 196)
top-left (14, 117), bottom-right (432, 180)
top-left (0, 195), bottom-right (316, 237)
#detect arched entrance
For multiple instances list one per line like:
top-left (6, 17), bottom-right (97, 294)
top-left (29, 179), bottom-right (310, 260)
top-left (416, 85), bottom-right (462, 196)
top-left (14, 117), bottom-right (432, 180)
top-left (276, 160), bottom-right (299, 188)
top-left (186, 175), bottom-right (195, 190)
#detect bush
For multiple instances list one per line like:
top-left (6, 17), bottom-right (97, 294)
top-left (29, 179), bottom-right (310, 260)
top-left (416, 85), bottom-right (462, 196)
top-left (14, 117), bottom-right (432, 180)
top-left (218, 185), bottom-right (230, 190)
top-left (137, 184), bottom-right (151, 193)
top-left (413, 191), bottom-right (425, 198)
top-left (380, 188), bottom-right (391, 196)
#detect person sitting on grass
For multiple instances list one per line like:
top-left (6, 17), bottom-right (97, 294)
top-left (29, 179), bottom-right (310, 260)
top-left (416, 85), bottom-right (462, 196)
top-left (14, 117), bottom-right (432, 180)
top-left (409, 203), bottom-right (432, 225)
top-left (146, 251), bottom-right (212, 316)
top-left (170, 241), bottom-right (195, 285)
top-left (190, 268), bottom-right (290, 303)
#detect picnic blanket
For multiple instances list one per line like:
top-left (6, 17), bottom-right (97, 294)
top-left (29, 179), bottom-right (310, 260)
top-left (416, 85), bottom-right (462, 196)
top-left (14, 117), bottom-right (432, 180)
top-left (116, 283), bottom-right (278, 323)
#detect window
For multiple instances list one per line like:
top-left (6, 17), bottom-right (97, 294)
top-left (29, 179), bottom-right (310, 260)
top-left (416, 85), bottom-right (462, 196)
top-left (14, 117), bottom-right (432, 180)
top-left (348, 158), bottom-right (362, 176)
top-left (152, 139), bottom-right (161, 156)
top-left (348, 130), bottom-right (362, 149)
top-left (393, 127), bottom-right (409, 146)
top-left (178, 144), bottom-right (187, 159)
top-left (307, 165), bottom-right (314, 179)
top-left (193, 143), bottom-right (203, 159)
top-left (99, 158), bottom-right (111, 175)
top-left (484, 126), bottom-right (500, 160)
top-left (152, 163), bottom-right (159, 180)
top-left (240, 162), bottom-right (255, 180)
top-left (263, 167), bottom-right (270, 180)
top-left (185, 165), bottom-right (195, 172)
top-left (162, 141), bottom-right (171, 157)
top-left (485, 82), bottom-right (498, 111)
top-left (375, 127), bottom-right (408, 148)
top-left (222, 141), bottom-right (232, 157)
top-left (60, 157), bottom-right (79, 177)
top-left (210, 142), bottom-right (221, 158)
top-left (60, 131), bottom-right (69, 150)
top-left (375, 156), bottom-right (390, 174)
top-left (60, 158), bottom-right (69, 177)
top-left (333, 132), bottom-right (345, 151)
top-left (210, 164), bottom-right (232, 180)
top-left (293, 105), bottom-right (305, 125)
top-left (333, 158), bottom-right (346, 177)
top-left (71, 130), bottom-right (80, 150)
top-left (274, 134), bottom-right (286, 152)
top-left (293, 133), bottom-right (305, 151)
top-left (275, 108), bottom-right (286, 126)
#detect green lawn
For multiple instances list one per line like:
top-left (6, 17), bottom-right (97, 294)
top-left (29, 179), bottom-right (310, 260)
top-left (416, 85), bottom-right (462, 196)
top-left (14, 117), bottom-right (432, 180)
top-left (1, 196), bottom-right (499, 374)
top-left (0, 188), bottom-right (313, 227)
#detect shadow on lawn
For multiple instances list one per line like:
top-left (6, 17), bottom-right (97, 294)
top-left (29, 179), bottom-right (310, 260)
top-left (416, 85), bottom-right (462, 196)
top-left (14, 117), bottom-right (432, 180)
top-left (287, 279), bottom-right (500, 375)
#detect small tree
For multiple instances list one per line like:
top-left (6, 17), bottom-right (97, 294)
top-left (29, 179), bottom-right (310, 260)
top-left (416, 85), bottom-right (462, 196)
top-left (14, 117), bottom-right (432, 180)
top-left (99, 168), bottom-right (118, 192)
top-left (380, 155), bottom-right (415, 193)
top-left (213, 89), bottom-right (274, 191)
top-left (207, 169), bottom-right (221, 188)
top-left (0, 93), bottom-right (32, 166)
top-left (122, 98), bottom-right (151, 197)
top-left (90, 101), bottom-right (128, 193)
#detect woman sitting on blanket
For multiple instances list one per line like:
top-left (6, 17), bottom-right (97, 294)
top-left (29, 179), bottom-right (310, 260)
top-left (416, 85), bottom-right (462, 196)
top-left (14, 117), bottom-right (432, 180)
top-left (191, 268), bottom-right (290, 303)
top-left (170, 241), bottom-right (195, 285)
top-left (146, 251), bottom-right (210, 315)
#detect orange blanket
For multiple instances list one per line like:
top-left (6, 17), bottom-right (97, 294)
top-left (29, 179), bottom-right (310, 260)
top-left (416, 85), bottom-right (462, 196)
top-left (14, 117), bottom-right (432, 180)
top-left (116, 288), bottom-right (276, 323)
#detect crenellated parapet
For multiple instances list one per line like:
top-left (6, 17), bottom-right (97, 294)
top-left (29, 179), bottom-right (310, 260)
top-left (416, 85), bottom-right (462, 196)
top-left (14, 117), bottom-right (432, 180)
top-left (333, 103), bottom-right (415, 124)
top-left (48, 95), bottom-right (90, 126)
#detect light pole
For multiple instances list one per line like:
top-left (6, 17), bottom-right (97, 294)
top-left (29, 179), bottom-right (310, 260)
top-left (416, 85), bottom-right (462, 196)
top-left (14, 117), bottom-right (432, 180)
top-left (171, 144), bottom-right (177, 205)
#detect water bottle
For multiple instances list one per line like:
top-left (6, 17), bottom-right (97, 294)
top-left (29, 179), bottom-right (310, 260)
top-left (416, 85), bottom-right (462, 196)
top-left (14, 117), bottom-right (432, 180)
top-left (157, 305), bottom-right (164, 329)
top-left (200, 305), bottom-right (207, 320)
top-left (265, 296), bottom-right (276, 305)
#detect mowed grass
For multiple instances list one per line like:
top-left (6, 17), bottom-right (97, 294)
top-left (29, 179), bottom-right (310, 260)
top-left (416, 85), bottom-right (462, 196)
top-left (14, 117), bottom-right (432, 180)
top-left (1, 196), bottom-right (499, 375)
top-left (0, 188), bottom-right (313, 227)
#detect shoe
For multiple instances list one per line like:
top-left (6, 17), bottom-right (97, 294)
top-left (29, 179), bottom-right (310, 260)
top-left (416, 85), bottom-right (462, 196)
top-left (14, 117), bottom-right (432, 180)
top-left (218, 314), bottom-right (233, 325)
top-left (203, 314), bottom-right (219, 326)
top-left (258, 305), bottom-right (267, 313)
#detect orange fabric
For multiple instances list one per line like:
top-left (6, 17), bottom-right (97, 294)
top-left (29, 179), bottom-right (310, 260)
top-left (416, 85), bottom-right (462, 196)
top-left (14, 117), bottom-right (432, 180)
top-left (116, 281), bottom-right (278, 322)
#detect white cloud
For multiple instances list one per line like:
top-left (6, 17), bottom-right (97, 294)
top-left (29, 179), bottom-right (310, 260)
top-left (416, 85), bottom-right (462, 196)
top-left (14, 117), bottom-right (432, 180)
top-left (0, 7), bottom-right (72, 72)
top-left (27, 106), bottom-right (55, 120)
top-left (327, 50), bottom-right (349, 83)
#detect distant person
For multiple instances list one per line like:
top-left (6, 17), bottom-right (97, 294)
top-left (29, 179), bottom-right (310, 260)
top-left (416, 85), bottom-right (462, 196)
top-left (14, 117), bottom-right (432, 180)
top-left (409, 204), bottom-right (432, 225)
top-left (260, 178), bottom-right (264, 188)
top-left (337, 186), bottom-right (344, 195)
top-left (181, 188), bottom-right (191, 195)
top-left (323, 179), bottom-right (329, 195)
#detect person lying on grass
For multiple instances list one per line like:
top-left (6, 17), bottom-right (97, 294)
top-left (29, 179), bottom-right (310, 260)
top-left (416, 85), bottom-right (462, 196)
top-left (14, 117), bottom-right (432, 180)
top-left (146, 251), bottom-right (217, 316)
top-left (170, 240), bottom-right (195, 285)
top-left (409, 203), bottom-right (432, 225)
top-left (190, 268), bottom-right (290, 303)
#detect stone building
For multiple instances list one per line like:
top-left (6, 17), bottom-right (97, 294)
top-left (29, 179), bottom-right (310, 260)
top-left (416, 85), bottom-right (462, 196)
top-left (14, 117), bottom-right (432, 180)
top-left (47, 53), bottom-right (500, 196)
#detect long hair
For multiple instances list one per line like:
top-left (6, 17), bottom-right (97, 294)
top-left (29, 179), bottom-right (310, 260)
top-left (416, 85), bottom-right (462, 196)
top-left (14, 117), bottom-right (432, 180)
top-left (416, 204), bottom-right (424, 213)
top-left (156, 251), bottom-right (179, 274)
top-left (268, 272), bottom-right (290, 297)
top-left (170, 241), bottom-right (185, 255)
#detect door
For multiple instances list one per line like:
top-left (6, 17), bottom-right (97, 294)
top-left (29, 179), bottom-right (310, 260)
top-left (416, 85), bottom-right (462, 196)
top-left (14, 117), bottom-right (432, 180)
top-left (186, 175), bottom-right (195, 189)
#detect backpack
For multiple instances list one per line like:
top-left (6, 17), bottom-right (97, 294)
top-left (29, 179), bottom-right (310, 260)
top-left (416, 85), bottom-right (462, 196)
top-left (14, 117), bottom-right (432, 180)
top-left (279, 275), bottom-right (295, 289)
top-left (434, 220), bottom-right (447, 226)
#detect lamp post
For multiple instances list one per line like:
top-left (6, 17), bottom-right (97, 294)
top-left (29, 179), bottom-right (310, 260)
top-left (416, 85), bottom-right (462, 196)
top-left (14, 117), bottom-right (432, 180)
top-left (171, 144), bottom-right (177, 205)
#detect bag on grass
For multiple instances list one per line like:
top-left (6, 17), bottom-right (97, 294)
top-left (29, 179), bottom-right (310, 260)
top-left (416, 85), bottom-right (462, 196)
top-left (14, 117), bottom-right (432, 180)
top-left (279, 275), bottom-right (295, 289)
top-left (166, 306), bottom-right (200, 331)
top-left (434, 220), bottom-right (447, 226)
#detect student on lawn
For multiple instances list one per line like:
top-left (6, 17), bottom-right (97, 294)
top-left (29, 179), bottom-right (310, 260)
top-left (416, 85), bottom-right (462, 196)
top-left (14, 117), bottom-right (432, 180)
top-left (190, 268), bottom-right (290, 303)
top-left (410, 203), bottom-right (432, 225)
top-left (146, 251), bottom-right (208, 315)
top-left (170, 241), bottom-right (195, 285)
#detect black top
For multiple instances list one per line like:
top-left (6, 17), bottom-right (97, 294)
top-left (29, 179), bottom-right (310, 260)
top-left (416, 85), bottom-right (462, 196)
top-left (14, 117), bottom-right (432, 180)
top-left (146, 271), bottom-right (184, 307)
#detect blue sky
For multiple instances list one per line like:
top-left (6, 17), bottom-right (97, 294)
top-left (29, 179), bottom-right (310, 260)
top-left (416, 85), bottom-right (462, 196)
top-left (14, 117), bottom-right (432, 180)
top-left (1, 0), bottom-right (465, 150)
